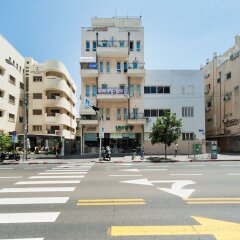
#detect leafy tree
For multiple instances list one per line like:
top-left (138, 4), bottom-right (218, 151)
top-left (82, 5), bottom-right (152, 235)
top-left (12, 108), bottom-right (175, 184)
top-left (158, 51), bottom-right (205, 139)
top-left (0, 135), bottom-right (12, 151)
top-left (149, 111), bottom-right (182, 159)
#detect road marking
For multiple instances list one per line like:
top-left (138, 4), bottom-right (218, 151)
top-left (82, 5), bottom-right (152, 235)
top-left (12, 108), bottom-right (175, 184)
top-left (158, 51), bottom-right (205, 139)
top-left (39, 172), bottom-right (86, 175)
top-left (15, 180), bottom-right (81, 184)
top-left (51, 168), bottom-right (89, 171)
top-left (185, 198), bottom-right (240, 204)
top-left (184, 165), bottom-right (205, 167)
top-left (109, 216), bottom-right (240, 239)
top-left (0, 187), bottom-right (75, 192)
top-left (0, 238), bottom-right (44, 240)
top-left (0, 212), bottom-right (60, 223)
top-left (221, 165), bottom-right (240, 167)
top-left (147, 166), bottom-right (169, 168)
top-left (29, 176), bottom-right (84, 179)
top-left (0, 168), bottom-right (13, 170)
top-left (77, 199), bottom-right (145, 206)
top-left (46, 169), bottom-right (87, 172)
top-left (110, 175), bottom-right (143, 177)
top-left (228, 173), bottom-right (240, 175)
top-left (170, 174), bottom-right (202, 176)
top-left (0, 177), bottom-right (23, 179)
top-left (120, 169), bottom-right (167, 172)
top-left (121, 179), bottom-right (195, 199)
top-left (0, 197), bottom-right (69, 204)
top-left (24, 167), bottom-right (46, 169)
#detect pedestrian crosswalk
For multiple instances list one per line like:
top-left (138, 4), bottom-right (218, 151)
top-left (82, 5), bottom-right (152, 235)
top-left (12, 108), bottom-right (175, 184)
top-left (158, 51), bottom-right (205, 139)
top-left (0, 162), bottom-right (94, 239)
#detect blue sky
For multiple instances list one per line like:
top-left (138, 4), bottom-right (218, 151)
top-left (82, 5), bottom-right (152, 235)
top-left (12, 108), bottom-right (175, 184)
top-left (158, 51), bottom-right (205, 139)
top-left (2, 0), bottom-right (240, 113)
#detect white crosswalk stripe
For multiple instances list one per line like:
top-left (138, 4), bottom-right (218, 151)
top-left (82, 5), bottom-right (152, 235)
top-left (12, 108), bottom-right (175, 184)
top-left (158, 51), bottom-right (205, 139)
top-left (0, 197), bottom-right (69, 204)
top-left (29, 176), bottom-right (84, 179)
top-left (15, 180), bottom-right (81, 184)
top-left (0, 238), bottom-right (44, 240)
top-left (39, 172), bottom-right (86, 175)
top-left (0, 187), bottom-right (76, 192)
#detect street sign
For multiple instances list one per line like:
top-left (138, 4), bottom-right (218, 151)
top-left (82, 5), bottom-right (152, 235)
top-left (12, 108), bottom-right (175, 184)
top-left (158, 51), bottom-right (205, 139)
top-left (12, 131), bottom-right (16, 136)
top-left (99, 127), bottom-right (104, 138)
top-left (84, 98), bottom-right (91, 109)
top-left (12, 135), bottom-right (18, 143)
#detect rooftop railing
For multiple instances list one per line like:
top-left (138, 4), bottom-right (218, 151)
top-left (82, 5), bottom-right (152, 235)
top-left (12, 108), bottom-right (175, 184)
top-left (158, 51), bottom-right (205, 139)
top-left (97, 40), bottom-right (128, 48)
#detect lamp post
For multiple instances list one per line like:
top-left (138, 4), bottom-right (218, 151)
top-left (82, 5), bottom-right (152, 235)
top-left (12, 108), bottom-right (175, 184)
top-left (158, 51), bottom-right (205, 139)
top-left (5, 59), bottom-right (28, 161)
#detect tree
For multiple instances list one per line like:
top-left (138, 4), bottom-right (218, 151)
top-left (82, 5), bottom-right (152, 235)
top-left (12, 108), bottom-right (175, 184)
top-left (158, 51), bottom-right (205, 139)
top-left (0, 135), bottom-right (12, 152)
top-left (149, 111), bottom-right (182, 159)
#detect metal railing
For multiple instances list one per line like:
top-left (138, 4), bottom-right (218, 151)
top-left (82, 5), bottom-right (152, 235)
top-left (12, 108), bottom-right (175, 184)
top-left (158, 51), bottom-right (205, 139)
top-left (97, 88), bottom-right (128, 95)
top-left (97, 40), bottom-right (128, 48)
top-left (80, 115), bottom-right (98, 120)
top-left (128, 62), bottom-right (145, 69)
top-left (129, 113), bottom-right (145, 119)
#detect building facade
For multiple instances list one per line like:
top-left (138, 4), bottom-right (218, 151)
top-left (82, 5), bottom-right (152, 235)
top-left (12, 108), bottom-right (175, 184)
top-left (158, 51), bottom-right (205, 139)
top-left (80, 17), bottom-right (145, 154)
top-left (0, 35), bottom-right (25, 136)
top-left (144, 70), bottom-right (205, 154)
top-left (202, 35), bottom-right (240, 152)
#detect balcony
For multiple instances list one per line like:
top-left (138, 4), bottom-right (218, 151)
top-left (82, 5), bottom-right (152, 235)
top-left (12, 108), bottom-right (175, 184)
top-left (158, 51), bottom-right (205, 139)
top-left (46, 96), bottom-right (72, 111)
top-left (127, 113), bottom-right (146, 125)
top-left (97, 40), bottom-right (128, 57)
top-left (45, 113), bottom-right (76, 128)
top-left (97, 88), bottom-right (129, 101)
top-left (80, 62), bottom-right (98, 78)
top-left (79, 115), bottom-right (98, 125)
top-left (127, 63), bottom-right (145, 78)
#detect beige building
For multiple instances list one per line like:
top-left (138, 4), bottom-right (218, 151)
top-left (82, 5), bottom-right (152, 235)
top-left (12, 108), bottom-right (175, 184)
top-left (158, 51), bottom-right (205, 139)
top-left (202, 35), bottom-right (240, 152)
top-left (80, 17), bottom-right (145, 154)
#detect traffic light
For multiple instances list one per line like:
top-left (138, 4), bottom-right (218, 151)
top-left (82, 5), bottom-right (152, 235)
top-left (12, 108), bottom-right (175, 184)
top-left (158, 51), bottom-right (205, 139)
top-left (92, 105), bottom-right (100, 111)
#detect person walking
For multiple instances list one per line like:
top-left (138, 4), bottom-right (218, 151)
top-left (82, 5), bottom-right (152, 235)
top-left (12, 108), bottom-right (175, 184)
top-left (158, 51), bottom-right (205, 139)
top-left (174, 143), bottom-right (179, 157)
top-left (55, 144), bottom-right (60, 158)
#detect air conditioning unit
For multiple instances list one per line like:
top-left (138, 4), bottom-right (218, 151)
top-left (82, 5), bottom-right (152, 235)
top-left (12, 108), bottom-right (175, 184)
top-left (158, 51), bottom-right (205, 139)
top-left (223, 95), bottom-right (230, 101)
top-left (223, 118), bottom-right (228, 123)
top-left (146, 117), bottom-right (151, 122)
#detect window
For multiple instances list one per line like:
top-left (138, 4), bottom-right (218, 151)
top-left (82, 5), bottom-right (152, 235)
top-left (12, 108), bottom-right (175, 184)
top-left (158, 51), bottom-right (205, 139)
top-left (92, 41), bottom-right (96, 51)
top-left (0, 66), bottom-right (5, 76)
top-left (20, 82), bottom-right (24, 90)
top-left (182, 132), bottom-right (194, 141)
top-left (117, 109), bottom-right (121, 120)
top-left (124, 62), bottom-right (128, 73)
top-left (130, 41), bottom-right (134, 51)
top-left (144, 109), bottom-right (150, 117)
top-left (99, 62), bottom-right (103, 73)
top-left (182, 107), bottom-right (194, 117)
top-left (106, 62), bottom-right (110, 73)
top-left (0, 90), bottom-right (4, 98)
top-left (9, 95), bottom-right (15, 104)
top-left (133, 108), bottom-right (138, 118)
top-left (133, 61), bottom-right (138, 69)
top-left (9, 113), bottom-right (15, 122)
top-left (120, 41), bottom-right (125, 47)
top-left (9, 75), bottom-right (16, 85)
top-left (33, 109), bottom-right (42, 115)
top-left (136, 41), bottom-right (141, 51)
top-left (151, 109), bottom-right (157, 117)
top-left (106, 108), bottom-right (110, 120)
top-left (33, 93), bottom-right (42, 99)
top-left (33, 76), bottom-right (42, 82)
top-left (117, 62), bottom-right (121, 73)
top-left (19, 100), bottom-right (23, 107)
top-left (102, 84), bottom-right (107, 89)
top-left (136, 85), bottom-right (141, 96)
top-left (33, 125), bottom-right (42, 131)
top-left (86, 85), bottom-right (90, 97)
top-left (157, 86), bottom-right (170, 94)
top-left (150, 86), bottom-right (156, 94)
top-left (124, 108), bottom-right (128, 120)
top-left (19, 116), bottom-right (23, 123)
top-left (164, 86), bottom-right (170, 94)
top-left (159, 109), bottom-right (170, 116)
top-left (130, 85), bottom-right (134, 96)
top-left (86, 41), bottom-right (90, 51)
top-left (226, 72), bottom-right (231, 80)
top-left (92, 85), bottom-right (97, 96)
top-left (144, 86), bottom-right (150, 94)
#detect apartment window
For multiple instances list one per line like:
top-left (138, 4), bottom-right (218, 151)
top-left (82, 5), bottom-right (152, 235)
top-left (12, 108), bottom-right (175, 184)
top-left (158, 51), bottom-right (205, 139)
top-left (117, 62), bottom-right (121, 73)
top-left (144, 110), bottom-right (150, 117)
top-left (133, 108), bottom-right (138, 118)
top-left (136, 85), bottom-right (141, 96)
top-left (117, 109), bottom-right (121, 120)
top-left (33, 109), bottom-right (42, 115)
top-left (106, 108), bottom-right (110, 120)
top-left (86, 85), bottom-right (90, 97)
top-left (92, 85), bottom-right (97, 97)
top-left (207, 100), bottom-right (212, 108)
top-left (120, 41), bottom-right (125, 47)
top-left (9, 75), bottom-right (16, 85)
top-left (130, 41), bottom-right (134, 51)
top-left (9, 113), bottom-right (15, 122)
top-left (226, 72), bottom-right (231, 80)
top-left (124, 62), bottom-right (128, 73)
top-left (86, 41), bottom-right (90, 51)
top-left (8, 95), bottom-right (15, 104)
top-left (19, 100), bottom-right (23, 107)
top-left (133, 61), bottom-right (138, 69)
top-left (144, 86), bottom-right (150, 94)
top-left (124, 108), bottom-right (128, 120)
top-left (99, 62), bottom-right (104, 73)
top-left (136, 41), bottom-right (141, 51)
top-left (182, 107), bottom-right (194, 117)
top-left (130, 84), bottom-right (134, 96)
top-left (19, 116), bottom-right (23, 123)
top-left (182, 132), bottom-right (194, 141)
top-left (157, 86), bottom-right (171, 94)
top-left (33, 125), bottom-right (42, 131)
top-left (151, 109), bottom-right (157, 117)
top-left (106, 62), bottom-right (110, 73)
top-left (0, 90), bottom-right (4, 98)
top-left (92, 41), bottom-right (96, 51)
top-left (150, 86), bottom-right (156, 94)
top-left (33, 93), bottom-right (42, 99)
top-left (20, 82), bottom-right (24, 89)
top-left (33, 76), bottom-right (42, 82)
top-left (0, 111), bottom-right (3, 117)
top-left (0, 66), bottom-right (5, 76)
top-left (159, 109), bottom-right (170, 116)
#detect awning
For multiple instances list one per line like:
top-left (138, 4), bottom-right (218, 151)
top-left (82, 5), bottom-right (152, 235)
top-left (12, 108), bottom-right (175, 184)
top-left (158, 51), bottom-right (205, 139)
top-left (80, 57), bottom-right (96, 63)
top-left (80, 108), bottom-right (96, 115)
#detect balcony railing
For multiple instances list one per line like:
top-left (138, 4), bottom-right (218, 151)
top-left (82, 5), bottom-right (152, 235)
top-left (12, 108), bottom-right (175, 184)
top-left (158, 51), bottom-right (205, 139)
top-left (128, 62), bottom-right (145, 70)
top-left (129, 113), bottom-right (145, 120)
top-left (97, 88), bottom-right (128, 95)
top-left (97, 40), bottom-right (128, 48)
top-left (80, 115), bottom-right (98, 120)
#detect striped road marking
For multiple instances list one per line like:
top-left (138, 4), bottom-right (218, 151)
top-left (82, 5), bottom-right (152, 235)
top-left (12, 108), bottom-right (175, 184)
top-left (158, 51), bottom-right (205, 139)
top-left (228, 173), bottom-right (240, 176)
top-left (0, 238), bottom-right (44, 240)
top-left (110, 175), bottom-right (143, 177)
top-left (0, 197), bottom-right (69, 204)
top-left (46, 170), bottom-right (87, 172)
top-left (185, 198), bottom-right (240, 204)
top-left (0, 177), bottom-right (23, 179)
top-left (51, 168), bottom-right (89, 171)
top-left (15, 180), bottom-right (81, 184)
top-left (77, 199), bottom-right (145, 206)
top-left (221, 165), bottom-right (240, 167)
top-left (29, 176), bottom-right (84, 179)
top-left (170, 174), bottom-right (203, 176)
top-left (0, 187), bottom-right (76, 193)
top-left (0, 168), bottom-right (13, 170)
top-left (0, 212), bottom-right (60, 223)
top-left (39, 172), bottom-right (86, 175)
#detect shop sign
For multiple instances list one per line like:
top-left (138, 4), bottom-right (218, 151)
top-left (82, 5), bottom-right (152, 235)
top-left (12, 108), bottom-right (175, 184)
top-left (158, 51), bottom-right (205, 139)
top-left (225, 119), bottom-right (240, 127)
top-left (110, 133), bottom-right (122, 139)
top-left (116, 125), bottom-right (134, 132)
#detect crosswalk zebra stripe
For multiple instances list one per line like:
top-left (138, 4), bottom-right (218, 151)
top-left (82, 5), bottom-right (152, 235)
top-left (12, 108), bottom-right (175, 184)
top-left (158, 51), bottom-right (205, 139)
top-left (15, 180), bottom-right (81, 184)
top-left (0, 238), bottom-right (44, 240)
top-left (29, 176), bottom-right (84, 179)
top-left (39, 172), bottom-right (86, 175)
top-left (0, 197), bottom-right (69, 204)
top-left (0, 187), bottom-right (76, 193)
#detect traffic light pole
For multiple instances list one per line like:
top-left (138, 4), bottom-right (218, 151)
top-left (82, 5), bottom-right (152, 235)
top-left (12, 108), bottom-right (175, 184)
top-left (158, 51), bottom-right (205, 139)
top-left (96, 111), bottom-right (103, 161)
top-left (23, 94), bottom-right (28, 161)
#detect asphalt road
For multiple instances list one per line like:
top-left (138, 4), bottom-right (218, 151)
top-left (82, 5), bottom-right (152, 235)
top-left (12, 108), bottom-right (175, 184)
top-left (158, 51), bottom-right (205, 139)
top-left (0, 161), bottom-right (239, 239)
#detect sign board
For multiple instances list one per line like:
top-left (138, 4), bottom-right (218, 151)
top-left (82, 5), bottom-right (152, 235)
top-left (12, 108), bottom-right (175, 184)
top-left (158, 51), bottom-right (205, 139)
top-left (99, 127), bottom-right (104, 138)
top-left (88, 63), bottom-right (97, 69)
top-left (12, 135), bottom-right (18, 143)
top-left (85, 98), bottom-right (91, 109)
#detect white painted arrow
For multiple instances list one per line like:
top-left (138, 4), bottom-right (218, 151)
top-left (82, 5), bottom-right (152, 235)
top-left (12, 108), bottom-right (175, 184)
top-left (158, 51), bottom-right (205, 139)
top-left (121, 179), bottom-right (195, 199)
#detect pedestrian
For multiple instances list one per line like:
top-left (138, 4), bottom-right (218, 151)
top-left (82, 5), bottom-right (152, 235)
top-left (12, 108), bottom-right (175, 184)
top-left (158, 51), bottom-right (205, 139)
top-left (174, 143), bottom-right (179, 157)
top-left (55, 144), bottom-right (60, 158)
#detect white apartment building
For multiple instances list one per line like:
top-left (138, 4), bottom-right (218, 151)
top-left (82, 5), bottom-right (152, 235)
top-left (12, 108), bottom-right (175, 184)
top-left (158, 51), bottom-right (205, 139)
top-left (202, 35), bottom-right (240, 152)
top-left (80, 17), bottom-right (145, 154)
top-left (0, 35), bottom-right (25, 136)
top-left (144, 70), bottom-right (205, 154)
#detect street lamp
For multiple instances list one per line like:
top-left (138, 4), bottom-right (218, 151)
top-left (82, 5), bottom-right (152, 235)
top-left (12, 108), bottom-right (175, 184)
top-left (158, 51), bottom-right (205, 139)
top-left (5, 59), bottom-right (28, 161)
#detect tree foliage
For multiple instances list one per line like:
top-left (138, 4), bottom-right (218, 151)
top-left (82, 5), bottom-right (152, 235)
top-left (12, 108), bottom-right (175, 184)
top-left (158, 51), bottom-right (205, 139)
top-left (149, 111), bottom-right (182, 159)
top-left (0, 135), bottom-right (12, 151)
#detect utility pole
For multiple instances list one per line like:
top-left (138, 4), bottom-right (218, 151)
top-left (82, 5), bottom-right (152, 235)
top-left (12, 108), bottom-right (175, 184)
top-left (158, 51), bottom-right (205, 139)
top-left (23, 93), bottom-right (28, 161)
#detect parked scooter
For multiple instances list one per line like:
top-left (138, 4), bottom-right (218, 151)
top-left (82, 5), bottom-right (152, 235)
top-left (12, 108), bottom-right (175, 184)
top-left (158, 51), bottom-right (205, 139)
top-left (102, 146), bottom-right (111, 161)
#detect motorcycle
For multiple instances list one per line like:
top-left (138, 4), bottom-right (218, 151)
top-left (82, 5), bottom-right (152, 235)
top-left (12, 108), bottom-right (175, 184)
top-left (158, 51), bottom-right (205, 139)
top-left (102, 146), bottom-right (111, 161)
